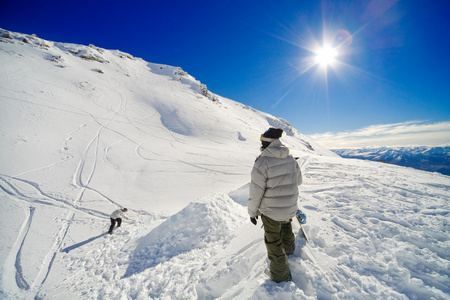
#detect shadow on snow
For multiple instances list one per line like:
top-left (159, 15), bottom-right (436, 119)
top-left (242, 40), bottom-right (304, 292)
top-left (61, 233), bottom-right (107, 253)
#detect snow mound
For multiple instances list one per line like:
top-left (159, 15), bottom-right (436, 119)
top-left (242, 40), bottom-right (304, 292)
top-left (123, 194), bottom-right (247, 277)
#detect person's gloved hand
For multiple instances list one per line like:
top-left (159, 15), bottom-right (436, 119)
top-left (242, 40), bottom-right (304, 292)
top-left (250, 216), bottom-right (258, 225)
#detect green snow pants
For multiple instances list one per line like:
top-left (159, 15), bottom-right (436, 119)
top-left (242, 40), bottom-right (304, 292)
top-left (261, 214), bottom-right (295, 283)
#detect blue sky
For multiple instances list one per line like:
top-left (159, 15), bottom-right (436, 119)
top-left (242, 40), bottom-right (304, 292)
top-left (1, 0), bottom-right (449, 147)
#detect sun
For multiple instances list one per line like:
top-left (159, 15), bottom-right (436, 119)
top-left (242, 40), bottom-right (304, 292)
top-left (314, 45), bottom-right (338, 67)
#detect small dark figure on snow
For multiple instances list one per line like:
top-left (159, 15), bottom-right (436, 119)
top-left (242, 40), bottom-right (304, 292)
top-left (109, 208), bottom-right (130, 234)
top-left (248, 128), bottom-right (303, 283)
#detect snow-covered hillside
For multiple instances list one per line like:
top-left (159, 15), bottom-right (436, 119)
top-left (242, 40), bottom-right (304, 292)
top-left (1, 29), bottom-right (449, 300)
top-left (333, 147), bottom-right (450, 176)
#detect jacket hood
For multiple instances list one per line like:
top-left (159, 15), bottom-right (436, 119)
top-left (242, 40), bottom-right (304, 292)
top-left (260, 139), bottom-right (289, 159)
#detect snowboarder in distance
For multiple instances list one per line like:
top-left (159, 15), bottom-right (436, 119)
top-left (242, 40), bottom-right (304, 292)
top-left (109, 208), bottom-right (130, 234)
top-left (248, 127), bottom-right (303, 283)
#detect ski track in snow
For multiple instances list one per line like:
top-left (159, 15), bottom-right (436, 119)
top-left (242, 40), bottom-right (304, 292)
top-left (0, 73), bottom-right (133, 297)
top-left (73, 85), bottom-right (127, 204)
top-left (13, 206), bottom-right (34, 291)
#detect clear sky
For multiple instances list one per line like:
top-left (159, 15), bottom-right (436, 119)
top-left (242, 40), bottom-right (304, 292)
top-left (1, 0), bottom-right (449, 148)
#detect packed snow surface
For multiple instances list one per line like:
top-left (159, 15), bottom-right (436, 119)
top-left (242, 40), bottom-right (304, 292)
top-left (1, 29), bottom-right (449, 299)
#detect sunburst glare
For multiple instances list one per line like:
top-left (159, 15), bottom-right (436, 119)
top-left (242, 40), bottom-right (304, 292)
top-left (314, 45), bottom-right (339, 67)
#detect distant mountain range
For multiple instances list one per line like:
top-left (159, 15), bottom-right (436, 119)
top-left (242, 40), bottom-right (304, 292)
top-left (333, 146), bottom-right (450, 176)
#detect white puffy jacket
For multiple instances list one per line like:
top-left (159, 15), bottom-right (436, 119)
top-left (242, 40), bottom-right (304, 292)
top-left (248, 139), bottom-right (302, 221)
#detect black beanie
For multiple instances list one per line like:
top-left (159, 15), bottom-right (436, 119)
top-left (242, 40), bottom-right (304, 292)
top-left (263, 128), bottom-right (283, 139)
top-left (261, 128), bottom-right (283, 149)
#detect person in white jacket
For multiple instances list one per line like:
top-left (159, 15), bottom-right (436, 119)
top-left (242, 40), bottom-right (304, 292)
top-left (109, 208), bottom-right (130, 234)
top-left (248, 127), bottom-right (302, 283)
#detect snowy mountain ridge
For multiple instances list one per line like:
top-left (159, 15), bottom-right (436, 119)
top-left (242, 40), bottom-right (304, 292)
top-left (333, 146), bottom-right (450, 176)
top-left (1, 29), bottom-right (449, 299)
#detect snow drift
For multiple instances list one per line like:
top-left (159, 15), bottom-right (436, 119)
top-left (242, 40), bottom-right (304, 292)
top-left (1, 29), bottom-right (449, 299)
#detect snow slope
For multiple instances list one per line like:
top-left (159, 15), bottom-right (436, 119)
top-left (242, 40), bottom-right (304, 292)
top-left (1, 29), bottom-right (449, 299)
